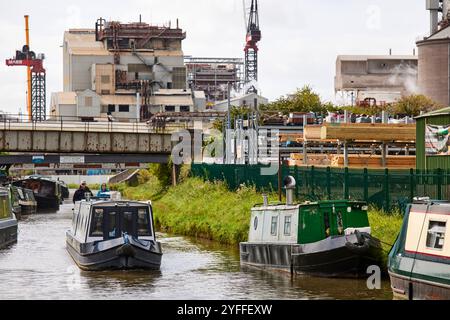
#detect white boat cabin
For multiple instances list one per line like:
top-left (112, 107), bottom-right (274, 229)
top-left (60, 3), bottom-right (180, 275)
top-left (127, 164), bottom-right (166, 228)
top-left (71, 200), bottom-right (156, 244)
top-left (405, 202), bottom-right (450, 260)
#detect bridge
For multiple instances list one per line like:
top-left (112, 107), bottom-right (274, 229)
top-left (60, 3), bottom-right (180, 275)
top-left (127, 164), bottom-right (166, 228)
top-left (0, 121), bottom-right (177, 155)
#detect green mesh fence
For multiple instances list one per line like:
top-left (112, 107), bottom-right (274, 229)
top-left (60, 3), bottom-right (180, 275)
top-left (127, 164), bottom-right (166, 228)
top-left (191, 164), bottom-right (450, 212)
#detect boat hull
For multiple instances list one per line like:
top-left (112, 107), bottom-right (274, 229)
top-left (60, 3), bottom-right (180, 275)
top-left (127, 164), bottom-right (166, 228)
top-left (389, 271), bottom-right (450, 300)
top-left (66, 235), bottom-right (162, 271)
top-left (0, 219), bottom-right (18, 249)
top-left (35, 195), bottom-right (60, 211)
top-left (20, 204), bottom-right (37, 215)
top-left (240, 233), bottom-right (382, 278)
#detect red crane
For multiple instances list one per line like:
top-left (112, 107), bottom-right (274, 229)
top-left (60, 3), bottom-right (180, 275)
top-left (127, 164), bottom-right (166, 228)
top-left (244, 0), bottom-right (261, 94)
top-left (5, 15), bottom-right (46, 121)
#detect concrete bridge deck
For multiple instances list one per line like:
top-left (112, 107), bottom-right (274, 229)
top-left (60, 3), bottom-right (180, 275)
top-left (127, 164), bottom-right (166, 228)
top-left (0, 121), bottom-right (179, 154)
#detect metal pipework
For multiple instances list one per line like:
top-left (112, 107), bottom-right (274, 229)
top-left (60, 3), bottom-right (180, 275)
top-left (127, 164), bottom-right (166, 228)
top-left (283, 176), bottom-right (296, 206)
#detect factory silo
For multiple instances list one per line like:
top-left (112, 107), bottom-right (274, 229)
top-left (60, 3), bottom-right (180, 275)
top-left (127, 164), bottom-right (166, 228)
top-left (417, 28), bottom-right (450, 107)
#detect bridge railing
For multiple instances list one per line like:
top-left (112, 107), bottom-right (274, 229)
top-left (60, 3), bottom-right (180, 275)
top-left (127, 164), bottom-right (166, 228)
top-left (0, 114), bottom-right (188, 134)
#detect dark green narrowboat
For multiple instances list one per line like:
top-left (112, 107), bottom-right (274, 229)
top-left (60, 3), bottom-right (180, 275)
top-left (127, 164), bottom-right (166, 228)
top-left (240, 177), bottom-right (383, 278)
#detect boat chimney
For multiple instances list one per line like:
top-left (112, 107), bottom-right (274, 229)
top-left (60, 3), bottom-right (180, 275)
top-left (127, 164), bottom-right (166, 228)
top-left (283, 176), bottom-right (296, 206)
top-left (262, 194), bottom-right (269, 207)
top-left (85, 192), bottom-right (91, 202)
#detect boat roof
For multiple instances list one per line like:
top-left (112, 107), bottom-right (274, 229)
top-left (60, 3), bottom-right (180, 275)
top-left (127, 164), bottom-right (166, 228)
top-left (19, 177), bottom-right (58, 183)
top-left (83, 200), bottom-right (151, 207)
top-left (252, 200), bottom-right (366, 211)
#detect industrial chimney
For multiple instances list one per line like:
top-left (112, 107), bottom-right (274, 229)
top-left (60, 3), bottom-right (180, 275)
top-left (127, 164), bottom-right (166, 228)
top-left (283, 176), bottom-right (296, 206)
top-left (427, 0), bottom-right (440, 35)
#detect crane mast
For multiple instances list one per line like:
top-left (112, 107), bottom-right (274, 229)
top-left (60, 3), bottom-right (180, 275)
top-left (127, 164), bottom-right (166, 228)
top-left (5, 15), bottom-right (46, 121)
top-left (244, 0), bottom-right (261, 94)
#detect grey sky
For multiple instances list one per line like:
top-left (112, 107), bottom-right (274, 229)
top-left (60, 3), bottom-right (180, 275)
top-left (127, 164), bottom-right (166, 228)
top-left (0, 0), bottom-right (428, 115)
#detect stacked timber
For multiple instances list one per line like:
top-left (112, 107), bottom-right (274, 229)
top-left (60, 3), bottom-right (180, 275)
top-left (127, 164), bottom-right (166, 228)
top-left (288, 153), bottom-right (331, 167)
top-left (330, 155), bottom-right (416, 169)
top-left (303, 125), bottom-right (322, 140)
top-left (320, 123), bottom-right (416, 141)
top-left (280, 134), bottom-right (303, 143)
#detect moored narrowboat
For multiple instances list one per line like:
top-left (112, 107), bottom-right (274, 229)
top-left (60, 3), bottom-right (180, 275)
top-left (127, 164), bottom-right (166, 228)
top-left (0, 187), bottom-right (18, 249)
top-left (66, 198), bottom-right (162, 271)
top-left (57, 180), bottom-right (70, 201)
top-left (240, 177), bottom-right (383, 278)
top-left (10, 186), bottom-right (37, 216)
top-left (388, 198), bottom-right (450, 300)
top-left (12, 177), bottom-right (61, 211)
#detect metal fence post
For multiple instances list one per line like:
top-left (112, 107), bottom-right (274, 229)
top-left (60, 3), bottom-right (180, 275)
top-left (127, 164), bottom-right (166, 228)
top-left (410, 168), bottom-right (415, 202)
top-left (311, 166), bottom-right (316, 198)
top-left (437, 168), bottom-right (443, 200)
top-left (295, 166), bottom-right (299, 199)
top-left (344, 167), bottom-right (349, 200)
top-left (384, 168), bottom-right (390, 212)
top-left (363, 168), bottom-right (369, 202)
top-left (326, 167), bottom-right (331, 200)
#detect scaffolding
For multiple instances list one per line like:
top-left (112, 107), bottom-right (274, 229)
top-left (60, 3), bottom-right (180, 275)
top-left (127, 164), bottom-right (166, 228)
top-left (185, 57), bottom-right (244, 103)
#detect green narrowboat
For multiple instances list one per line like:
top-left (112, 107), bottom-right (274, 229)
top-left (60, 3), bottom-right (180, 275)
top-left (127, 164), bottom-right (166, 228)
top-left (388, 199), bottom-right (450, 300)
top-left (240, 177), bottom-right (383, 278)
top-left (0, 187), bottom-right (18, 249)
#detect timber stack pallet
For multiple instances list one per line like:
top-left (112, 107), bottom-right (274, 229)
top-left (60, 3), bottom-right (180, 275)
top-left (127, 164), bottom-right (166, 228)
top-left (320, 123), bottom-right (416, 142)
top-left (330, 155), bottom-right (416, 169)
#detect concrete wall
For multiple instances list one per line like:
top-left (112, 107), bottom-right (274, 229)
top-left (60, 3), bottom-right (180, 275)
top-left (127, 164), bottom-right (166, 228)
top-left (76, 90), bottom-right (101, 118)
top-left (70, 56), bottom-right (114, 92)
top-left (335, 57), bottom-right (418, 95)
top-left (418, 39), bottom-right (450, 106)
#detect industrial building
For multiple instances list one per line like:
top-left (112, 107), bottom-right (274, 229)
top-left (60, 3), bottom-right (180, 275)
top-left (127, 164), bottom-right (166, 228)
top-left (417, 0), bottom-right (450, 107)
top-left (335, 55), bottom-right (418, 106)
top-left (214, 92), bottom-right (268, 112)
top-left (51, 18), bottom-right (204, 122)
top-left (185, 57), bottom-right (244, 105)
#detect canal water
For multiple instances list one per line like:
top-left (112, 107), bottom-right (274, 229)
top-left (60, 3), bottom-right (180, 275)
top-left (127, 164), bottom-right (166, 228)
top-left (0, 199), bottom-right (393, 300)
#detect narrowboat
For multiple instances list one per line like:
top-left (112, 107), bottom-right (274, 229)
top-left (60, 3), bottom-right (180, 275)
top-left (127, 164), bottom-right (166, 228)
top-left (66, 198), bottom-right (162, 271)
top-left (12, 177), bottom-right (61, 211)
top-left (388, 198), bottom-right (450, 300)
top-left (240, 177), bottom-right (383, 278)
top-left (57, 180), bottom-right (70, 200)
top-left (0, 187), bottom-right (18, 249)
top-left (10, 186), bottom-right (37, 216)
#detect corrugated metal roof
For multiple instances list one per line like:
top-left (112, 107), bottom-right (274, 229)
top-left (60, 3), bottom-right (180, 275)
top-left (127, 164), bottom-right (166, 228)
top-left (426, 25), bottom-right (450, 41)
top-left (415, 107), bottom-right (450, 119)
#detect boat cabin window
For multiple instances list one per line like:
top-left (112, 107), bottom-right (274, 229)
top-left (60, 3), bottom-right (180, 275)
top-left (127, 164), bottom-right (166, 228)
top-left (107, 212), bottom-right (118, 239)
top-left (89, 206), bottom-right (153, 239)
top-left (284, 216), bottom-right (292, 236)
top-left (271, 216), bottom-right (278, 236)
top-left (91, 209), bottom-right (104, 237)
top-left (253, 216), bottom-right (259, 231)
top-left (0, 197), bottom-right (10, 219)
top-left (122, 211), bottom-right (135, 236)
top-left (138, 208), bottom-right (152, 236)
top-left (426, 221), bottom-right (446, 250)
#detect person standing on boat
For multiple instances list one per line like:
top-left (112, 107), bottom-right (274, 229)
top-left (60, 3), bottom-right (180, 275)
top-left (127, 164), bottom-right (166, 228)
top-left (73, 181), bottom-right (93, 204)
top-left (97, 183), bottom-right (110, 198)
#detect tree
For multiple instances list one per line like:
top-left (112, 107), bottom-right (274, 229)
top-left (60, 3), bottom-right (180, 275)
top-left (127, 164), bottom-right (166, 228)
top-left (261, 85), bottom-right (324, 114)
top-left (390, 94), bottom-right (441, 117)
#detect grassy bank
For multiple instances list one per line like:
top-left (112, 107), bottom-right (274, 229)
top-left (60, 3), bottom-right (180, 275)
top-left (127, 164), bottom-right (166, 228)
top-left (117, 173), bottom-right (404, 261)
top-left (116, 176), bottom-right (277, 244)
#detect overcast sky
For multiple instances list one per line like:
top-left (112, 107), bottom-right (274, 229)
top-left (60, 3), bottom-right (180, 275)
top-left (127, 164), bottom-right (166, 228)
top-left (0, 0), bottom-right (428, 115)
